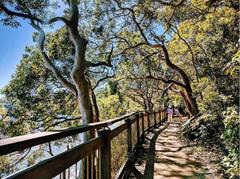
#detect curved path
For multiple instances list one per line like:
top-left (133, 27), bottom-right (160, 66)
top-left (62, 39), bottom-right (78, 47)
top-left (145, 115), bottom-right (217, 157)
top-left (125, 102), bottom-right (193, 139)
top-left (131, 122), bottom-right (219, 179)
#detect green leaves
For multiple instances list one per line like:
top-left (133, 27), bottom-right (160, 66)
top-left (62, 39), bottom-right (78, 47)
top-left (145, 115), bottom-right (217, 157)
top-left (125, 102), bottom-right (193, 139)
top-left (221, 107), bottom-right (240, 178)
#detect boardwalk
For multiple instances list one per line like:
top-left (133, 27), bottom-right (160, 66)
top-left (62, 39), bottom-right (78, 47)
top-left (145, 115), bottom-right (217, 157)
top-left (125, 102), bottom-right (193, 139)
top-left (133, 122), bottom-right (219, 179)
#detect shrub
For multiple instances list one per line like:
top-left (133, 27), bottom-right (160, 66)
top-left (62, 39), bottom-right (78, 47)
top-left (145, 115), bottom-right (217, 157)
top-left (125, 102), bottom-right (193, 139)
top-left (221, 106), bottom-right (240, 178)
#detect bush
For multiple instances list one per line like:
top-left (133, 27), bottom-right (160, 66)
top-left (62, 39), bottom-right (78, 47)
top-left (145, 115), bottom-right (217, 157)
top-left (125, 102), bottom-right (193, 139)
top-left (182, 113), bottom-right (222, 143)
top-left (221, 106), bottom-right (240, 178)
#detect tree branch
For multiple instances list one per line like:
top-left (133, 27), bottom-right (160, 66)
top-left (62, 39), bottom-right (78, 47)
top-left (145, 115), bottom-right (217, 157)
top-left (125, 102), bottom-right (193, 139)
top-left (171, 25), bottom-right (200, 79)
top-left (0, 4), bottom-right (43, 23)
top-left (31, 21), bottom-right (77, 95)
top-left (114, 2), bottom-right (149, 44)
top-left (150, 43), bottom-right (192, 90)
top-left (157, 0), bottom-right (186, 7)
top-left (45, 116), bottom-right (82, 130)
top-left (88, 45), bottom-right (114, 68)
top-left (0, 4), bottom-right (68, 24)
top-left (93, 74), bottom-right (115, 90)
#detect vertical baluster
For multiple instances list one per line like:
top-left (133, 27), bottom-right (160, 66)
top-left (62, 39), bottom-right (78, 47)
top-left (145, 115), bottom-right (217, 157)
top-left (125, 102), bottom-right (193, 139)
top-left (159, 111), bottom-right (162, 125)
top-left (63, 170), bottom-right (66, 179)
top-left (75, 163), bottom-right (78, 178)
top-left (125, 118), bottom-right (132, 155)
top-left (147, 112), bottom-right (150, 131)
top-left (67, 167), bottom-right (70, 179)
top-left (98, 128), bottom-right (111, 179)
top-left (86, 156), bottom-right (90, 179)
top-left (91, 154), bottom-right (94, 179)
top-left (96, 149), bottom-right (100, 179)
top-left (136, 113), bottom-right (140, 144)
top-left (141, 113), bottom-right (145, 142)
top-left (154, 112), bottom-right (157, 128)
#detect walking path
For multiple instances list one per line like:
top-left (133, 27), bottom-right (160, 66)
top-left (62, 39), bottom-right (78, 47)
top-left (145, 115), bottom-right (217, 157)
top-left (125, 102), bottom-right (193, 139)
top-left (134, 122), bottom-right (221, 179)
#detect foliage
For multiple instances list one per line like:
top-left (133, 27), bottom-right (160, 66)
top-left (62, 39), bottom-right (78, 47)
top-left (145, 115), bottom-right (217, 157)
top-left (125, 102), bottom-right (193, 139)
top-left (2, 45), bottom-right (78, 135)
top-left (221, 107), bottom-right (240, 178)
top-left (98, 94), bottom-right (125, 119)
top-left (0, 0), bottom-right (239, 177)
top-left (225, 51), bottom-right (240, 78)
top-left (111, 132), bottom-right (128, 177)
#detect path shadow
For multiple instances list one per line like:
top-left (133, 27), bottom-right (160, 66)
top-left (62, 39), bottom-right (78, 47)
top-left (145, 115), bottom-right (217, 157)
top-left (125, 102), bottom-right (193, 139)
top-left (142, 125), bottom-right (169, 179)
top-left (138, 124), bottom-right (208, 179)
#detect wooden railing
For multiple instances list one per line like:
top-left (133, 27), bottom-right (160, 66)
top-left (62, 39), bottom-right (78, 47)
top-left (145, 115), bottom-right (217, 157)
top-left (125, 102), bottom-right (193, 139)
top-left (0, 111), bottom-right (166, 179)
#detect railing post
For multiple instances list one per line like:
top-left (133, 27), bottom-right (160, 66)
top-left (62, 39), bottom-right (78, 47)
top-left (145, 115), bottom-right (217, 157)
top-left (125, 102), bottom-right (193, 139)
top-left (159, 111), bottom-right (162, 125)
top-left (147, 112), bottom-right (150, 131)
top-left (98, 128), bottom-right (111, 179)
top-left (164, 110), bottom-right (166, 121)
top-left (141, 113), bottom-right (145, 142)
top-left (86, 155), bottom-right (92, 179)
top-left (136, 113), bottom-right (140, 144)
top-left (125, 118), bottom-right (132, 155)
top-left (154, 112), bottom-right (157, 128)
top-left (96, 150), bottom-right (100, 179)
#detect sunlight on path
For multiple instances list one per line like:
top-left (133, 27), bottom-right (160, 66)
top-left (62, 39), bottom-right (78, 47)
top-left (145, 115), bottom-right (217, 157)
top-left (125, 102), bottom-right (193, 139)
top-left (153, 123), bottom-right (204, 179)
top-left (134, 122), bottom-right (218, 179)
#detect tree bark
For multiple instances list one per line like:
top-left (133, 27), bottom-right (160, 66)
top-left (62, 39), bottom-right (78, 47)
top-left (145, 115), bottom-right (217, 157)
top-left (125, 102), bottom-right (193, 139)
top-left (67, 1), bottom-right (94, 178)
top-left (160, 44), bottom-right (199, 116)
top-left (89, 84), bottom-right (100, 123)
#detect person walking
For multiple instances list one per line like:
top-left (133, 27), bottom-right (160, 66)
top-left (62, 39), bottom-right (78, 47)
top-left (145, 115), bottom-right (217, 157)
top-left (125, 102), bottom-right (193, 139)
top-left (167, 105), bottom-right (174, 123)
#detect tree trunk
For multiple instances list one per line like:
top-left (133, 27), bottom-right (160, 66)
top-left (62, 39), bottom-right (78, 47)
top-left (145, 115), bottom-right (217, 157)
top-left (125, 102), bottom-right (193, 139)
top-left (179, 90), bottom-right (198, 117)
top-left (87, 80), bottom-right (100, 123)
top-left (67, 4), bottom-right (95, 177)
top-left (160, 44), bottom-right (199, 116)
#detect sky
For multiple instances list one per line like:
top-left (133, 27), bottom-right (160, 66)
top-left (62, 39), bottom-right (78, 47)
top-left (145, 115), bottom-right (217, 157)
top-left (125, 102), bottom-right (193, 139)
top-left (0, 20), bottom-right (34, 89)
top-left (0, 2), bottom-right (166, 91)
top-left (0, 2), bottom-right (65, 91)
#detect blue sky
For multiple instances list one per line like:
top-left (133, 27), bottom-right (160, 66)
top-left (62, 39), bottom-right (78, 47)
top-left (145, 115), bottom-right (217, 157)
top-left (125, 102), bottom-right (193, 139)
top-left (0, 2), bottom-right (65, 91)
top-left (0, 20), bottom-right (34, 89)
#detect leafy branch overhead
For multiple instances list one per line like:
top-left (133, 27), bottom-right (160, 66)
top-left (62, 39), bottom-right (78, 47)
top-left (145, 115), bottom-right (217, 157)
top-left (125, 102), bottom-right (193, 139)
top-left (0, 1), bottom-right (239, 177)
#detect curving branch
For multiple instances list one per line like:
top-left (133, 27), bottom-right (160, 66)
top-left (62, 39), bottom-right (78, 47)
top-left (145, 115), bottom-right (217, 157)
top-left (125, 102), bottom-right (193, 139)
top-left (157, 0), bottom-right (186, 7)
top-left (0, 4), bottom-right (43, 23)
top-left (146, 75), bottom-right (186, 88)
top-left (31, 21), bottom-right (77, 95)
top-left (0, 2), bottom-right (76, 94)
top-left (0, 4), bottom-right (68, 25)
top-left (151, 44), bottom-right (192, 90)
top-left (113, 1), bottom-right (149, 44)
top-left (130, 9), bottom-right (149, 44)
top-left (93, 74), bottom-right (115, 90)
top-left (45, 116), bottom-right (82, 130)
top-left (88, 45), bottom-right (114, 68)
top-left (170, 25), bottom-right (200, 78)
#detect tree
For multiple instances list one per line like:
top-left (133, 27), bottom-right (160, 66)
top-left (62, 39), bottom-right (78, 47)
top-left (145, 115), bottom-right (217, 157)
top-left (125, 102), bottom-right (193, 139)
top-left (107, 0), bottom-right (199, 116)
top-left (0, 1), bottom-right (116, 178)
top-left (166, 0), bottom-right (239, 114)
top-left (116, 52), bottom-right (164, 112)
top-left (0, 0), bottom-right (116, 135)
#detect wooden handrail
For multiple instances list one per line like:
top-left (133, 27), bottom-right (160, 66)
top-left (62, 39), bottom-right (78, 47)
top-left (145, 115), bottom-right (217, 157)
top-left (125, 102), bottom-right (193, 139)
top-left (0, 112), bottom-right (138, 155)
top-left (6, 137), bottom-right (103, 179)
top-left (1, 111), bottom-right (166, 179)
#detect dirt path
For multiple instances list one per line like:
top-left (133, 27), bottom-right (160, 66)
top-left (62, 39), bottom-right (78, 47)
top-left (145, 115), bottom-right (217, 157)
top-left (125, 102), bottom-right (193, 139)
top-left (135, 122), bottom-right (222, 179)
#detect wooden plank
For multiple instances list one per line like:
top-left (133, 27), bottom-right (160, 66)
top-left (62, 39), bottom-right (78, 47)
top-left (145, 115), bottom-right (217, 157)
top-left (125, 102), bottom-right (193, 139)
top-left (136, 114), bottom-right (140, 144)
top-left (126, 118), bottom-right (132, 154)
top-left (98, 129), bottom-right (111, 179)
top-left (0, 112), bottom-right (138, 156)
top-left (2, 111), bottom-right (164, 179)
top-left (5, 137), bottom-right (103, 179)
top-left (109, 123), bottom-right (127, 140)
top-left (109, 114), bottom-right (138, 140)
